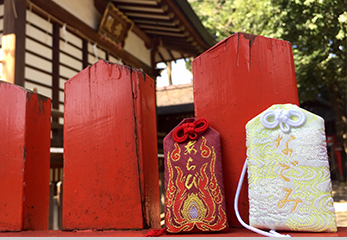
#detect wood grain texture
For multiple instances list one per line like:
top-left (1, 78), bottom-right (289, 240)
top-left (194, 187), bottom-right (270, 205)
top-left (63, 60), bottom-right (160, 230)
top-left (0, 81), bottom-right (51, 231)
top-left (193, 33), bottom-right (299, 227)
top-left (131, 70), bottom-right (161, 229)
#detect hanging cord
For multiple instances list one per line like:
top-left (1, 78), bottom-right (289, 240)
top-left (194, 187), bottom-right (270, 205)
top-left (93, 43), bottom-right (98, 60)
top-left (234, 159), bottom-right (291, 237)
top-left (62, 23), bottom-right (68, 44)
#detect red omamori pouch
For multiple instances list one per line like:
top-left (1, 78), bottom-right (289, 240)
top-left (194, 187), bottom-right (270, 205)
top-left (162, 118), bottom-right (229, 234)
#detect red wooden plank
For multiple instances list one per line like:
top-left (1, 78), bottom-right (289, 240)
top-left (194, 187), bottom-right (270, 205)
top-left (193, 33), bottom-right (299, 227)
top-left (63, 60), bottom-right (160, 230)
top-left (0, 227), bottom-right (346, 237)
top-left (0, 81), bottom-right (51, 231)
top-left (131, 70), bottom-right (161, 228)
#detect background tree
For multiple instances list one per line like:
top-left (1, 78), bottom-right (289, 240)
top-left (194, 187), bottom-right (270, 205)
top-left (189, 0), bottom-right (347, 157)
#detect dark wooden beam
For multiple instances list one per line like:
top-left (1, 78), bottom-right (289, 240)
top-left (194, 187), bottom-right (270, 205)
top-left (82, 39), bottom-right (89, 69)
top-left (158, 36), bottom-right (200, 55)
top-left (52, 22), bottom-right (62, 142)
top-left (114, 2), bottom-right (163, 11)
top-left (25, 63), bottom-right (51, 76)
top-left (50, 152), bottom-right (63, 168)
top-left (157, 51), bottom-right (165, 63)
top-left (3, 0), bottom-right (26, 86)
top-left (150, 37), bottom-right (158, 70)
top-left (120, 10), bottom-right (170, 19)
top-left (52, 23), bottom-right (60, 111)
top-left (51, 138), bottom-right (63, 148)
top-left (166, 49), bottom-right (176, 63)
top-left (132, 18), bottom-right (175, 26)
top-left (30, 0), bottom-right (155, 78)
top-left (161, 0), bottom-right (210, 51)
top-left (25, 78), bottom-right (51, 89)
top-left (137, 24), bottom-right (181, 32)
top-left (93, 0), bottom-right (108, 14)
top-left (150, 38), bottom-right (162, 78)
top-left (161, 43), bottom-right (198, 56)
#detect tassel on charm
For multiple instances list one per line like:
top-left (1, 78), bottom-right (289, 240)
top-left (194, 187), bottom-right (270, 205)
top-left (145, 227), bottom-right (165, 237)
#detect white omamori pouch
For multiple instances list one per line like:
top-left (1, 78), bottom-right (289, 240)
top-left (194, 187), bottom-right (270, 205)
top-left (235, 103), bottom-right (337, 237)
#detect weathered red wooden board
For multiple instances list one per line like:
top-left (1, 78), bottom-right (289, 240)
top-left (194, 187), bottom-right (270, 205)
top-left (193, 33), bottom-right (300, 227)
top-left (132, 69), bottom-right (161, 228)
top-left (63, 60), bottom-right (160, 230)
top-left (0, 81), bottom-right (51, 231)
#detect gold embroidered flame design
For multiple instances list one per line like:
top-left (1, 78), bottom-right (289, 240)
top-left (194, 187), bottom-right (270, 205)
top-left (166, 152), bottom-right (176, 207)
top-left (209, 147), bottom-right (223, 204)
top-left (171, 142), bottom-right (181, 161)
top-left (165, 137), bottom-right (226, 233)
top-left (200, 136), bottom-right (211, 158)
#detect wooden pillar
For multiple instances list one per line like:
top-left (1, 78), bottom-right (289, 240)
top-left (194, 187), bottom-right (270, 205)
top-left (63, 60), bottom-right (160, 230)
top-left (150, 37), bottom-right (160, 81)
top-left (2, 0), bottom-right (26, 85)
top-left (51, 22), bottom-right (63, 144)
top-left (193, 33), bottom-right (300, 227)
top-left (0, 81), bottom-right (51, 231)
top-left (52, 22), bottom-right (60, 111)
top-left (82, 39), bottom-right (89, 69)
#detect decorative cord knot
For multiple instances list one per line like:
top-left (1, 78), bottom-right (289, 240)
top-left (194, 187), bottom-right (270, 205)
top-left (275, 110), bottom-right (290, 123)
top-left (261, 108), bottom-right (306, 133)
top-left (172, 118), bottom-right (209, 143)
top-left (183, 122), bottom-right (197, 135)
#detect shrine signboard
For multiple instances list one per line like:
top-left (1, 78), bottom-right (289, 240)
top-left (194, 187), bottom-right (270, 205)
top-left (98, 2), bottom-right (134, 49)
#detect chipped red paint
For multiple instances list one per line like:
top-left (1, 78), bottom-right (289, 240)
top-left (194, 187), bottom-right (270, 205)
top-left (0, 81), bottom-right (51, 231)
top-left (63, 60), bottom-right (160, 230)
top-left (193, 33), bottom-right (300, 227)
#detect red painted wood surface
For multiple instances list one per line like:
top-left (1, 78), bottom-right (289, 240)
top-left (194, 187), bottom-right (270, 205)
top-left (193, 33), bottom-right (300, 227)
top-left (0, 81), bottom-right (51, 231)
top-left (63, 60), bottom-right (160, 230)
top-left (132, 69), bottom-right (161, 228)
top-left (0, 227), bottom-right (346, 237)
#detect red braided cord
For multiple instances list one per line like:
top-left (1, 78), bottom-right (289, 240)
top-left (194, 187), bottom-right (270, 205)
top-left (194, 118), bottom-right (209, 133)
top-left (172, 125), bottom-right (188, 142)
top-left (145, 227), bottom-right (166, 237)
top-left (172, 118), bottom-right (209, 143)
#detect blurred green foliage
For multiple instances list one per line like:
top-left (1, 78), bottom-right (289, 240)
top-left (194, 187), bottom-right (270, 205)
top-left (189, 0), bottom-right (347, 152)
top-left (189, 0), bottom-right (346, 102)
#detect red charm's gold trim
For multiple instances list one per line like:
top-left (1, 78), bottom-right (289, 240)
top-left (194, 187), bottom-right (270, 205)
top-left (209, 147), bottom-right (223, 204)
top-left (166, 152), bottom-right (176, 208)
